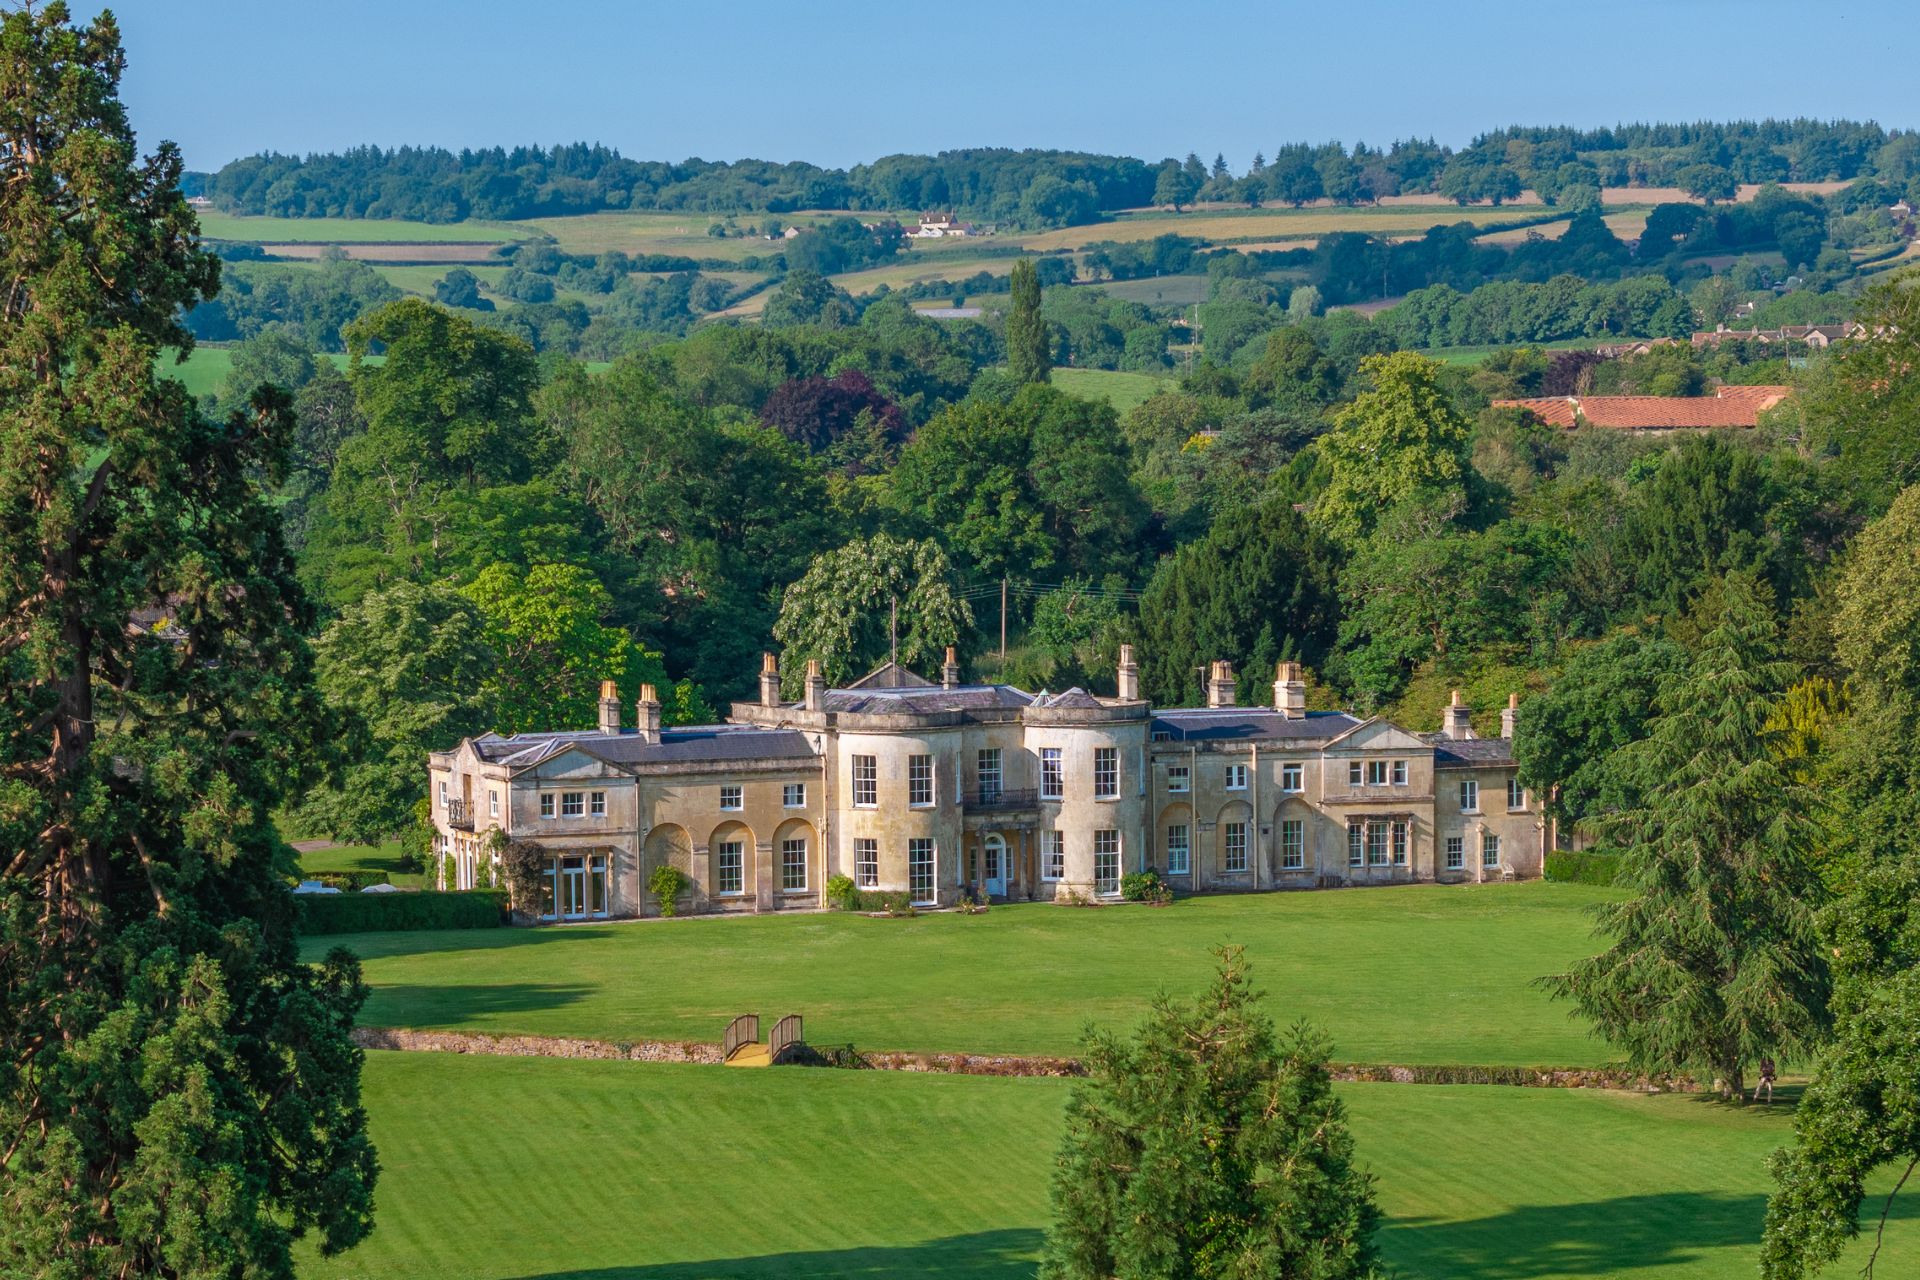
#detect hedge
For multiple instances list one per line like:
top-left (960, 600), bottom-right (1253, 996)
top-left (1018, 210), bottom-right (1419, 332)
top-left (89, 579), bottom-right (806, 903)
top-left (1544, 850), bottom-right (1623, 886)
top-left (299, 869), bottom-right (390, 891)
top-left (295, 889), bottom-right (508, 935)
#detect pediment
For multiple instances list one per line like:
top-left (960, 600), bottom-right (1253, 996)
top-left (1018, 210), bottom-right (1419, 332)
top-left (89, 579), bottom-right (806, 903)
top-left (1325, 718), bottom-right (1430, 753)
top-left (523, 746), bottom-right (627, 781)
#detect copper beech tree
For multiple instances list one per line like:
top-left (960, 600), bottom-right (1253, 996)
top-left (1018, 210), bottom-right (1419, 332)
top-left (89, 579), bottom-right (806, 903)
top-left (0, 6), bottom-right (375, 1275)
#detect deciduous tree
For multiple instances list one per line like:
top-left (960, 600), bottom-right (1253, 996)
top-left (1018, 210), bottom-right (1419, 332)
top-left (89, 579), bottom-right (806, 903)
top-left (1006, 258), bottom-right (1052, 384)
top-left (772, 534), bottom-right (972, 689)
top-left (1312, 352), bottom-right (1472, 543)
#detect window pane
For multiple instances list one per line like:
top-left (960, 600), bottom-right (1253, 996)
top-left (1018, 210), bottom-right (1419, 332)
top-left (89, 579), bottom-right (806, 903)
top-left (1225, 822), bottom-right (1247, 872)
top-left (1041, 749), bottom-right (1063, 799)
top-left (853, 756), bottom-right (877, 806)
top-left (1167, 824), bottom-right (1190, 874)
top-left (908, 838), bottom-right (936, 903)
top-left (1348, 823), bottom-right (1363, 867)
top-left (1094, 748), bottom-right (1118, 799)
top-left (1282, 819), bottom-right (1303, 869)
top-left (1043, 830), bottom-right (1064, 880)
top-left (909, 754), bottom-right (933, 806)
top-left (855, 838), bottom-right (878, 888)
top-left (718, 841), bottom-right (743, 894)
top-left (1446, 837), bottom-right (1464, 870)
top-left (782, 838), bottom-right (807, 891)
top-left (1094, 830), bottom-right (1120, 895)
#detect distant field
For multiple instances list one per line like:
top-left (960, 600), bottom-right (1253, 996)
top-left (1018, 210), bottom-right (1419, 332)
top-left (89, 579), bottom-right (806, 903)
top-left (1422, 337), bottom-right (1619, 366)
top-left (1079, 273), bottom-right (1210, 306)
top-left (156, 347), bottom-right (364, 398)
top-left (195, 212), bottom-right (521, 244)
top-left (1016, 205), bottom-right (1544, 252)
top-left (257, 242), bottom-right (509, 264)
top-left (364, 263), bottom-right (509, 296)
top-left (306, 883), bottom-right (1625, 1066)
top-left (300, 1053), bottom-right (1920, 1280)
top-left (510, 211), bottom-right (826, 261)
top-left (1051, 366), bottom-right (1175, 413)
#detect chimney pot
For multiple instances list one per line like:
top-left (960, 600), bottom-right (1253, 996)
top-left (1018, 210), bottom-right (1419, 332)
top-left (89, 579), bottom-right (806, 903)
top-left (759, 651), bottom-right (781, 708)
top-left (941, 645), bottom-right (961, 690)
top-left (1445, 690), bottom-right (1473, 740)
top-left (1501, 692), bottom-right (1519, 740)
top-left (804, 659), bottom-right (827, 712)
top-left (597, 680), bottom-right (622, 734)
top-left (1273, 660), bottom-right (1306, 719)
top-left (635, 683), bottom-right (662, 744)
top-left (1116, 643), bottom-right (1140, 701)
top-left (1206, 660), bottom-right (1237, 709)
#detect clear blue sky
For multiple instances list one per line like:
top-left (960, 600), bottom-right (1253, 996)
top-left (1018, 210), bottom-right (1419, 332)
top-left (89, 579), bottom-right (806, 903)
top-left (112, 0), bottom-right (1913, 172)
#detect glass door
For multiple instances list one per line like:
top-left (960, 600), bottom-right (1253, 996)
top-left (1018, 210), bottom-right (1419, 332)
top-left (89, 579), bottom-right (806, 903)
top-left (559, 857), bottom-right (587, 918)
top-left (983, 837), bottom-right (1007, 897)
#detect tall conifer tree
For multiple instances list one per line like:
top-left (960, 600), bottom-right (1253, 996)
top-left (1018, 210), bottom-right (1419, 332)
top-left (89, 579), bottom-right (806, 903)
top-left (0, 6), bottom-right (376, 1274)
top-left (1544, 574), bottom-right (1829, 1099)
top-left (1006, 258), bottom-right (1052, 385)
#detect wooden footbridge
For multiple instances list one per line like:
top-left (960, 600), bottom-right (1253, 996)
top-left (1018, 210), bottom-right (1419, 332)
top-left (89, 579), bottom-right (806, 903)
top-left (721, 1013), bottom-right (805, 1068)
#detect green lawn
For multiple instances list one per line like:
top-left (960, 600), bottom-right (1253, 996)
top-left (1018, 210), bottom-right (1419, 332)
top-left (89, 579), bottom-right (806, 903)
top-left (195, 212), bottom-right (522, 244)
top-left (299, 840), bottom-right (426, 890)
top-left (307, 883), bottom-right (1622, 1065)
top-left (1049, 367), bottom-right (1174, 414)
top-left (302, 1052), bottom-right (1920, 1280)
top-left (156, 347), bottom-right (374, 399)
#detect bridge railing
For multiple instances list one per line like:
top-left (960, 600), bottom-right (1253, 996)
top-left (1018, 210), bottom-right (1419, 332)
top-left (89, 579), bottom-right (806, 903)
top-left (769, 1013), bottom-right (805, 1063)
top-left (722, 1013), bottom-right (760, 1061)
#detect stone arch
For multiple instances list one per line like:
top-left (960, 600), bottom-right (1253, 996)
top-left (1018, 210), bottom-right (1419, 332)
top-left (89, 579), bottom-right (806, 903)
top-left (1157, 801), bottom-right (1195, 878)
top-left (708, 820), bottom-right (756, 901)
top-left (772, 817), bottom-right (819, 899)
top-left (1270, 795), bottom-right (1316, 876)
top-left (642, 823), bottom-right (697, 913)
top-left (1213, 798), bottom-right (1255, 880)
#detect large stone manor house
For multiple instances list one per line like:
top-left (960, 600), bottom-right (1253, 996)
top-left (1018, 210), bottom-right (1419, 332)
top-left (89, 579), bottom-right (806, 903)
top-left (428, 648), bottom-right (1545, 922)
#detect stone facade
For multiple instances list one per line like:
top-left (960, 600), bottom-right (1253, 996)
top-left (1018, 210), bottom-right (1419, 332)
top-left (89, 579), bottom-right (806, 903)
top-left (426, 649), bottom-right (1544, 921)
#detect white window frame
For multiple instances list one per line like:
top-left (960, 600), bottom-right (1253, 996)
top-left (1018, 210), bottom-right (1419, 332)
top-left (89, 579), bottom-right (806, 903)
top-left (781, 838), bottom-right (808, 893)
top-left (1482, 832), bottom-right (1501, 869)
top-left (717, 840), bottom-right (744, 896)
top-left (539, 792), bottom-right (555, 820)
top-left (1040, 748), bottom-right (1063, 801)
top-left (1093, 747), bottom-right (1119, 800)
top-left (1460, 779), bottom-right (1480, 813)
top-left (1348, 821), bottom-right (1363, 867)
top-left (854, 838), bottom-right (878, 888)
top-left (1392, 760), bottom-right (1408, 786)
top-left (1348, 761), bottom-right (1363, 787)
top-left (1365, 760), bottom-right (1388, 787)
top-left (1225, 763), bottom-right (1248, 791)
top-left (1281, 819), bottom-right (1304, 870)
top-left (908, 754), bottom-right (935, 808)
top-left (1167, 764), bottom-right (1190, 794)
top-left (1093, 830), bottom-right (1121, 896)
top-left (1507, 777), bottom-right (1525, 810)
top-left (1445, 836), bottom-right (1465, 871)
top-left (590, 790), bottom-right (606, 817)
top-left (719, 784), bottom-right (743, 812)
top-left (783, 782), bottom-right (807, 809)
top-left (561, 791), bottom-right (585, 818)
top-left (908, 838), bottom-right (937, 905)
top-left (438, 780), bottom-right (449, 807)
top-left (852, 755), bottom-right (877, 808)
top-left (1367, 819), bottom-right (1389, 866)
top-left (488, 788), bottom-right (500, 818)
top-left (1281, 763), bottom-right (1303, 793)
top-left (1391, 820), bottom-right (1408, 867)
top-left (977, 749), bottom-right (1002, 802)
top-left (1042, 830), bottom-right (1065, 881)
top-left (1223, 821), bottom-right (1248, 873)
top-left (1166, 824), bottom-right (1190, 875)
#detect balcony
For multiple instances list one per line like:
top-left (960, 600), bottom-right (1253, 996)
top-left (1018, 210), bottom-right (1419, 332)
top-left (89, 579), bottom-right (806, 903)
top-left (445, 798), bottom-right (475, 831)
top-left (963, 787), bottom-right (1041, 813)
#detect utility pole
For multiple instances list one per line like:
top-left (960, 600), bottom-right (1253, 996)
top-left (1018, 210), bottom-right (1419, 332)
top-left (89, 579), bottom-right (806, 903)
top-left (889, 597), bottom-right (898, 670)
top-left (999, 576), bottom-right (1008, 679)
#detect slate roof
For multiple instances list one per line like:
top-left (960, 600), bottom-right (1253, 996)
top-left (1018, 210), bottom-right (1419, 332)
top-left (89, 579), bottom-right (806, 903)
top-left (472, 724), bottom-right (817, 770)
top-left (818, 684), bottom-right (1035, 716)
top-left (1030, 687), bottom-right (1107, 710)
top-left (1424, 735), bottom-right (1517, 769)
top-left (1151, 708), bottom-right (1361, 743)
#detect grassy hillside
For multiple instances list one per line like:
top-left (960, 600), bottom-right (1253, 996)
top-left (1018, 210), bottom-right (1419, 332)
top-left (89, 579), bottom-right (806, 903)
top-left (1050, 367), bottom-right (1175, 414)
top-left (301, 1052), bottom-right (1920, 1280)
top-left (195, 212), bottom-right (521, 243)
top-left (307, 883), bottom-right (1620, 1065)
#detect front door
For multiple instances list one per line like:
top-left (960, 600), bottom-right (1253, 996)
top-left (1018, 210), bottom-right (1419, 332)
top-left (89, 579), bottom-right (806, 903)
top-left (983, 837), bottom-right (1008, 898)
top-left (559, 857), bottom-right (588, 919)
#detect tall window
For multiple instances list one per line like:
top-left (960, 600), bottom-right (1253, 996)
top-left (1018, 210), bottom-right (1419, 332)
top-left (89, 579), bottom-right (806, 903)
top-left (561, 791), bottom-right (585, 818)
top-left (852, 755), bottom-right (877, 807)
top-left (717, 840), bottom-right (744, 895)
top-left (1392, 760), bottom-right (1408, 786)
top-left (1224, 821), bottom-right (1248, 873)
top-left (1391, 820), bottom-right (1408, 866)
top-left (784, 782), bottom-right (807, 808)
top-left (1040, 748), bottom-right (1063, 800)
top-left (1094, 747), bottom-right (1119, 799)
top-left (719, 784), bottom-right (742, 812)
top-left (1167, 764), bottom-right (1190, 794)
top-left (590, 790), bottom-right (607, 817)
top-left (438, 780), bottom-right (448, 806)
top-left (1166, 824), bottom-right (1190, 874)
top-left (781, 838), bottom-right (808, 892)
top-left (540, 792), bottom-right (555, 819)
top-left (1347, 822), bottom-right (1363, 867)
top-left (1225, 763), bottom-right (1248, 791)
top-left (908, 838), bottom-right (936, 904)
top-left (1348, 761), bottom-right (1363, 787)
top-left (1507, 777), bottom-right (1525, 810)
top-left (855, 838), bottom-right (878, 888)
top-left (1445, 836), bottom-right (1464, 871)
top-left (1482, 832), bottom-right (1501, 869)
top-left (1043, 830), bottom-right (1065, 880)
top-left (977, 749), bottom-right (1002, 802)
top-left (488, 789), bottom-right (500, 818)
top-left (908, 754), bottom-right (934, 807)
top-left (1281, 763), bottom-right (1303, 792)
top-left (1281, 819), bottom-right (1304, 869)
top-left (1367, 820), bottom-right (1389, 866)
top-left (1094, 830), bottom-right (1121, 895)
top-left (1365, 760), bottom-right (1388, 786)
top-left (1459, 780), bottom-right (1480, 812)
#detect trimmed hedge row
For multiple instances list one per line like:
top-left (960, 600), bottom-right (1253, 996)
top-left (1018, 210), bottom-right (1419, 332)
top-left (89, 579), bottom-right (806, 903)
top-left (300, 869), bottom-right (391, 891)
top-left (296, 889), bottom-right (508, 935)
top-left (1544, 850), bottom-right (1623, 886)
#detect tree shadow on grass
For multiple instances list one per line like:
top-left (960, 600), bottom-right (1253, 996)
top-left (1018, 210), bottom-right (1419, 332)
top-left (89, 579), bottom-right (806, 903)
top-left (504, 1227), bottom-right (1044, 1280)
top-left (1385, 1189), bottom-right (1920, 1279)
top-left (358, 983), bottom-right (595, 1029)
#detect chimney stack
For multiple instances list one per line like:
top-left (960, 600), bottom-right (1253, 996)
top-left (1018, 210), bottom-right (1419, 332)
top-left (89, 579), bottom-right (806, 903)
top-left (1444, 690), bottom-right (1473, 740)
top-left (1116, 643), bottom-right (1140, 701)
top-left (804, 659), bottom-right (827, 712)
top-left (597, 680), bottom-right (622, 735)
top-left (1501, 691), bottom-right (1519, 740)
top-left (1206, 660), bottom-right (1237, 709)
top-left (941, 645), bottom-right (961, 690)
top-left (760, 652), bottom-right (781, 707)
top-left (636, 684), bottom-right (662, 744)
top-left (1273, 661), bottom-right (1306, 720)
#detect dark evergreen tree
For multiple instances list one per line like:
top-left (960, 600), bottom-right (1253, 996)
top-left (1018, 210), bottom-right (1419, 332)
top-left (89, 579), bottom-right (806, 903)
top-left (1006, 258), bottom-right (1052, 385)
top-left (0, 6), bottom-right (376, 1274)
top-left (1041, 947), bottom-right (1381, 1280)
top-left (1543, 574), bottom-right (1830, 1099)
